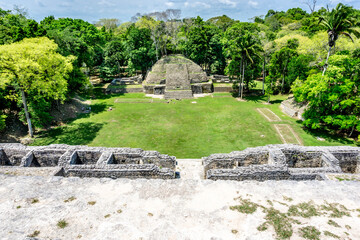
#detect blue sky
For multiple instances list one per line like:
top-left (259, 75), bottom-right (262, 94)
top-left (0, 0), bottom-right (359, 23)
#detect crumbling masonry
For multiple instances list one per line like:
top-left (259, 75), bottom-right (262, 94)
top-left (0, 144), bottom-right (176, 179)
top-left (0, 143), bottom-right (359, 181)
top-left (203, 144), bottom-right (360, 181)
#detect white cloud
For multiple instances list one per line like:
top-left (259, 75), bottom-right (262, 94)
top-left (165, 1), bottom-right (175, 7)
top-left (194, 2), bottom-right (211, 8)
top-left (248, 0), bottom-right (258, 7)
top-left (98, 0), bottom-right (116, 7)
top-left (218, 0), bottom-right (236, 7)
top-left (184, 1), bottom-right (211, 9)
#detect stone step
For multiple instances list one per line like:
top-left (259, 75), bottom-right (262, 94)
top-left (176, 159), bottom-right (204, 180)
top-left (164, 90), bottom-right (193, 99)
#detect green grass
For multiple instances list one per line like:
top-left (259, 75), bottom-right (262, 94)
top-left (32, 92), bottom-right (353, 158)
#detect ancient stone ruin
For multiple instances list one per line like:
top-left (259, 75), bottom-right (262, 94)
top-left (203, 145), bottom-right (360, 181)
top-left (1, 143), bottom-right (359, 181)
top-left (142, 55), bottom-right (212, 99)
top-left (0, 144), bottom-right (176, 179)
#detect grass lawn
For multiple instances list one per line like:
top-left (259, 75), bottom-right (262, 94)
top-left (32, 92), bottom-right (354, 158)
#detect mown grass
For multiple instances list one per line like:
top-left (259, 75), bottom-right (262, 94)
top-left (32, 92), bottom-right (353, 158)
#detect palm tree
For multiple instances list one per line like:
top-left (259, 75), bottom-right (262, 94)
top-left (319, 3), bottom-right (360, 75)
top-left (238, 33), bottom-right (263, 99)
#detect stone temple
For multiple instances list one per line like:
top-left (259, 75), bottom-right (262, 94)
top-left (142, 55), bottom-right (212, 99)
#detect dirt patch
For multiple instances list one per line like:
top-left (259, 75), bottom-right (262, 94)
top-left (257, 108), bottom-right (282, 122)
top-left (50, 98), bottom-right (90, 123)
top-left (274, 124), bottom-right (302, 145)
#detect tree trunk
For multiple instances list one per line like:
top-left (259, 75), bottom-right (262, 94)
top-left (241, 61), bottom-right (245, 99)
top-left (238, 58), bottom-right (243, 97)
top-left (262, 56), bottom-right (265, 95)
top-left (21, 89), bottom-right (33, 138)
top-left (322, 46), bottom-right (332, 75)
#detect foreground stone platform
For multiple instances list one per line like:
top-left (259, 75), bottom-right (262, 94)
top-left (1, 143), bottom-right (359, 181)
top-left (0, 144), bottom-right (176, 179)
top-left (203, 144), bottom-right (360, 181)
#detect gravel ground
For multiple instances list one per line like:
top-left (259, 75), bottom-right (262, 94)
top-left (0, 174), bottom-right (359, 240)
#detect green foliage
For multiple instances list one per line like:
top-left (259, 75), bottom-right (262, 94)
top-left (299, 226), bottom-right (321, 240)
top-left (100, 39), bottom-right (126, 80)
top-left (223, 23), bottom-right (263, 89)
top-left (40, 17), bottom-right (107, 69)
top-left (0, 37), bottom-right (74, 129)
top-left (292, 54), bottom-right (360, 137)
top-left (268, 44), bottom-right (298, 93)
top-left (0, 114), bottom-right (6, 131)
top-left (319, 3), bottom-right (360, 48)
top-left (288, 201), bottom-right (320, 218)
top-left (230, 197), bottom-right (259, 214)
top-left (125, 25), bottom-right (156, 79)
top-left (0, 10), bottom-right (46, 45)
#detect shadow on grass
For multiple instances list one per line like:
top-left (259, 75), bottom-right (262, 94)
top-left (269, 99), bottom-right (283, 104)
top-left (244, 95), bottom-right (267, 103)
top-left (34, 122), bottom-right (105, 146)
top-left (300, 123), bottom-right (354, 145)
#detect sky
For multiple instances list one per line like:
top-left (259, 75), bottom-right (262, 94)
top-left (0, 0), bottom-right (359, 24)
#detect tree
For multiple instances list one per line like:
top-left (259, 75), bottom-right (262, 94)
top-left (292, 52), bottom-right (360, 138)
top-left (0, 37), bottom-right (74, 137)
top-left (125, 26), bottom-right (156, 80)
top-left (100, 39), bottom-right (126, 80)
top-left (303, 0), bottom-right (317, 14)
top-left (318, 3), bottom-right (360, 74)
top-left (95, 18), bottom-right (120, 31)
top-left (224, 23), bottom-right (263, 98)
top-left (0, 9), bottom-right (46, 45)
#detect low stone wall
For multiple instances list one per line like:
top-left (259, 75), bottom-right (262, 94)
top-left (106, 87), bottom-right (143, 94)
top-left (0, 144), bottom-right (176, 179)
top-left (203, 145), bottom-right (359, 181)
top-left (214, 87), bottom-right (233, 93)
top-left (280, 97), bottom-right (306, 120)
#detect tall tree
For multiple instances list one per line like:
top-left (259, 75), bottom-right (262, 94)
top-left (0, 37), bottom-right (74, 137)
top-left (224, 23), bottom-right (263, 98)
top-left (319, 3), bottom-right (360, 74)
top-left (125, 26), bottom-right (156, 80)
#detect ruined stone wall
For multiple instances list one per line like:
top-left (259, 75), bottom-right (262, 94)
top-left (203, 145), bottom-right (360, 181)
top-left (1, 143), bottom-right (359, 181)
top-left (0, 144), bottom-right (176, 179)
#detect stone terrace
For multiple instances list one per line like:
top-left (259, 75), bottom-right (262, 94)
top-left (0, 144), bottom-right (176, 179)
top-left (203, 144), bottom-right (360, 181)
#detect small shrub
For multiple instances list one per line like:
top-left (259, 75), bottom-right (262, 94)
top-left (117, 209), bottom-right (122, 214)
top-left (299, 226), bottom-right (321, 240)
top-left (27, 230), bottom-right (40, 237)
top-left (57, 219), bottom-right (68, 229)
top-left (64, 196), bottom-right (76, 203)
top-left (104, 214), bottom-right (111, 218)
top-left (345, 225), bottom-right (351, 230)
top-left (283, 196), bottom-right (293, 202)
top-left (321, 202), bottom-right (350, 218)
top-left (264, 208), bottom-right (293, 239)
top-left (230, 197), bottom-right (258, 214)
top-left (288, 201), bottom-right (320, 218)
top-left (257, 222), bottom-right (268, 231)
top-left (87, 201), bottom-right (96, 205)
top-left (323, 231), bottom-right (340, 239)
top-left (231, 229), bottom-right (238, 234)
top-left (327, 219), bottom-right (340, 228)
top-left (16, 206), bottom-right (21, 209)
top-left (0, 115), bottom-right (6, 132)
top-left (31, 198), bottom-right (39, 204)
top-left (147, 213), bottom-right (153, 217)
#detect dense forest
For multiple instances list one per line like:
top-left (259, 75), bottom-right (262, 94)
top-left (0, 3), bottom-right (359, 143)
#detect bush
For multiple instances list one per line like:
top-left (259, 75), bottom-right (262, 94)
top-left (0, 114), bottom-right (6, 132)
